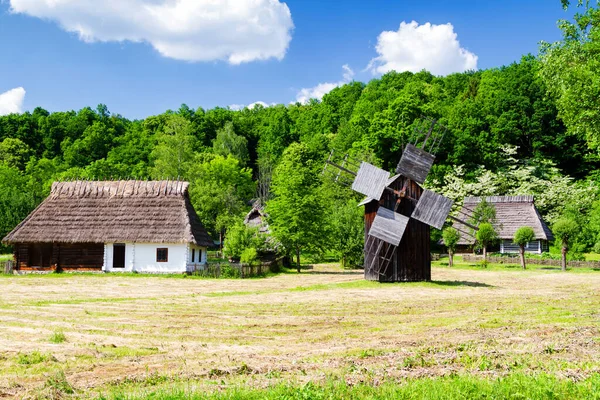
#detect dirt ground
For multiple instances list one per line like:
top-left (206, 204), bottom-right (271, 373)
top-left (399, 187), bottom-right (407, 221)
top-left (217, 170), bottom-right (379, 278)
top-left (0, 265), bottom-right (599, 398)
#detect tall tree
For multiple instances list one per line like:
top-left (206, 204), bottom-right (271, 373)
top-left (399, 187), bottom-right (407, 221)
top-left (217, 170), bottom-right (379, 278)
top-left (476, 223), bottom-right (498, 261)
top-left (267, 143), bottom-right (327, 272)
top-left (150, 114), bottom-right (198, 179)
top-left (442, 227), bottom-right (461, 267)
top-left (552, 218), bottom-right (579, 271)
top-left (188, 154), bottom-right (255, 239)
top-left (212, 121), bottom-right (249, 166)
top-left (539, 2), bottom-right (600, 151)
top-left (513, 226), bottom-right (535, 269)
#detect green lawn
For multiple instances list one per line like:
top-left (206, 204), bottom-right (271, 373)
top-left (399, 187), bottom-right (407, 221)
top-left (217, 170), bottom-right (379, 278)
top-left (434, 255), bottom-right (600, 272)
top-left (100, 373), bottom-right (600, 400)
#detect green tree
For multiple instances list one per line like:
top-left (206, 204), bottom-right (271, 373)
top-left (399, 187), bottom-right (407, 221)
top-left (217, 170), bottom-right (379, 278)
top-left (267, 143), bottom-right (327, 272)
top-left (188, 154), bottom-right (255, 239)
top-left (539, 2), bottom-right (600, 151)
top-left (0, 165), bottom-right (37, 253)
top-left (471, 198), bottom-right (497, 225)
top-left (212, 121), bottom-right (249, 166)
top-left (476, 223), bottom-right (498, 261)
top-left (552, 218), bottom-right (579, 271)
top-left (329, 198), bottom-right (364, 269)
top-left (150, 115), bottom-right (198, 179)
top-left (223, 221), bottom-right (256, 260)
top-left (442, 227), bottom-right (461, 267)
top-left (0, 138), bottom-right (32, 170)
top-left (513, 226), bottom-right (536, 269)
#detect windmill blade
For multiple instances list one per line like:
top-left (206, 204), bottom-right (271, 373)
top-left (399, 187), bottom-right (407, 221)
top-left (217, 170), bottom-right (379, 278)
top-left (395, 144), bottom-right (435, 184)
top-left (411, 190), bottom-right (453, 230)
top-left (351, 162), bottom-right (390, 201)
top-left (368, 207), bottom-right (410, 246)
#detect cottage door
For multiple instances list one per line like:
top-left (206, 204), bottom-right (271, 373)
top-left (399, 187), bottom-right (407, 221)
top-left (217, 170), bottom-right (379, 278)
top-left (113, 244), bottom-right (126, 268)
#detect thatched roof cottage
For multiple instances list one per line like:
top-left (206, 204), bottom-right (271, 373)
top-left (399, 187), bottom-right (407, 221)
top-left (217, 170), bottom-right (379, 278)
top-left (453, 195), bottom-right (554, 254)
top-left (2, 180), bottom-right (212, 273)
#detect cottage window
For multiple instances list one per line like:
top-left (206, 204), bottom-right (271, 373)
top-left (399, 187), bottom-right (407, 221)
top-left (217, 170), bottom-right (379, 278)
top-left (192, 248), bottom-right (195, 263)
top-left (157, 248), bottom-right (168, 262)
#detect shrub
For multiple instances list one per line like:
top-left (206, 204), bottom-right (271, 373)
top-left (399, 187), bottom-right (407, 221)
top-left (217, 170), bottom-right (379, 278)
top-left (240, 247), bottom-right (258, 266)
top-left (220, 265), bottom-right (240, 279)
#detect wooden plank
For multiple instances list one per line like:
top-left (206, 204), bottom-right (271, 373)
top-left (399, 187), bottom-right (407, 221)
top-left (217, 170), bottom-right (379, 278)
top-left (395, 144), bottom-right (435, 184)
top-left (411, 190), bottom-right (453, 230)
top-left (351, 162), bottom-right (390, 201)
top-left (368, 207), bottom-right (409, 246)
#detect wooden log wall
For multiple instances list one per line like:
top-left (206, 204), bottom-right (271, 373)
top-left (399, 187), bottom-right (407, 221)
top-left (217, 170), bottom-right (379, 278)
top-left (57, 243), bottom-right (104, 270)
top-left (363, 176), bottom-right (431, 282)
top-left (13, 243), bottom-right (104, 271)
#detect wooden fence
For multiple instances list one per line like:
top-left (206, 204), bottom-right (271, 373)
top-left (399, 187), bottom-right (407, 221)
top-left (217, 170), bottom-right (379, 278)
top-left (462, 254), bottom-right (600, 269)
top-left (192, 258), bottom-right (282, 278)
top-left (0, 260), bottom-right (14, 274)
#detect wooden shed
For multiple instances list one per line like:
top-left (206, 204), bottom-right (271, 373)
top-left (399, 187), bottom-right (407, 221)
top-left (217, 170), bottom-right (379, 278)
top-left (453, 196), bottom-right (553, 254)
top-left (360, 174), bottom-right (430, 282)
top-left (2, 180), bottom-right (213, 273)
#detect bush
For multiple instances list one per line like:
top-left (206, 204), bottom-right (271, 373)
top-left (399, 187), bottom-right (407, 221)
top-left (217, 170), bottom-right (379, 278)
top-left (220, 265), bottom-right (240, 279)
top-left (240, 247), bottom-right (258, 266)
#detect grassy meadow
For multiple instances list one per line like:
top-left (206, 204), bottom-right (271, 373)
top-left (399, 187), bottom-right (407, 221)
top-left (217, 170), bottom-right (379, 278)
top-left (0, 262), bottom-right (598, 398)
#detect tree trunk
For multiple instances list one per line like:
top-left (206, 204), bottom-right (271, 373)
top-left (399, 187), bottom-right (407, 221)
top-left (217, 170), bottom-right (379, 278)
top-left (296, 247), bottom-right (301, 273)
top-left (483, 245), bottom-right (487, 261)
top-left (448, 250), bottom-right (453, 267)
top-left (219, 230), bottom-right (223, 258)
top-left (519, 246), bottom-right (526, 270)
top-left (561, 244), bottom-right (567, 272)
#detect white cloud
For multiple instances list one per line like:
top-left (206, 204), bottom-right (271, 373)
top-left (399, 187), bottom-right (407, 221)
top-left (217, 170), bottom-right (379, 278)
top-left (229, 101), bottom-right (275, 111)
top-left (295, 64), bottom-right (354, 104)
top-left (367, 21), bottom-right (478, 76)
top-left (0, 87), bottom-right (26, 116)
top-left (9, 0), bottom-right (294, 64)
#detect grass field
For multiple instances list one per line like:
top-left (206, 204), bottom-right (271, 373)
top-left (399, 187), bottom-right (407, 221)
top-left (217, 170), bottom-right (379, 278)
top-left (0, 264), bottom-right (599, 399)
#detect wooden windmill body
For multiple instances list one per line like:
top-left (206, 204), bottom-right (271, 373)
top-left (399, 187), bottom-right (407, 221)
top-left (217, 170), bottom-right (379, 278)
top-left (363, 175), bottom-right (430, 282)
top-left (324, 118), bottom-right (475, 283)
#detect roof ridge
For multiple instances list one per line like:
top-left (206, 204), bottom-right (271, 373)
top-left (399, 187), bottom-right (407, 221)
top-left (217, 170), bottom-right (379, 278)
top-left (464, 195), bottom-right (535, 204)
top-left (50, 180), bottom-right (189, 198)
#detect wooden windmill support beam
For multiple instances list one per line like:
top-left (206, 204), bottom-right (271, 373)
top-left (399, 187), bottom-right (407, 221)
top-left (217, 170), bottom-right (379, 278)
top-left (448, 215), bottom-right (479, 231)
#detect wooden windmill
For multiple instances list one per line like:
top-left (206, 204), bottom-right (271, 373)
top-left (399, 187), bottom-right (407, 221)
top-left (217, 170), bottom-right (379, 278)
top-left (323, 118), bottom-right (477, 282)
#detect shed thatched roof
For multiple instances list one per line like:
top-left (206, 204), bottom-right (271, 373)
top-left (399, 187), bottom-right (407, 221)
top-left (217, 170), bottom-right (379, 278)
top-left (455, 195), bottom-right (553, 245)
top-left (244, 201), bottom-right (270, 235)
top-left (3, 180), bottom-right (213, 246)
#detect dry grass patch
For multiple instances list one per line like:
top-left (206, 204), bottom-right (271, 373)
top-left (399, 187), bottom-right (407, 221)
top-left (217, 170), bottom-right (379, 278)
top-left (0, 265), bottom-right (598, 397)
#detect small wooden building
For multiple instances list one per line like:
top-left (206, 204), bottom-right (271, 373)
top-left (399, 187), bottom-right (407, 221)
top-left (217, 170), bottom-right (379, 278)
top-left (2, 180), bottom-right (213, 273)
top-left (360, 174), bottom-right (430, 282)
top-left (454, 196), bottom-right (553, 254)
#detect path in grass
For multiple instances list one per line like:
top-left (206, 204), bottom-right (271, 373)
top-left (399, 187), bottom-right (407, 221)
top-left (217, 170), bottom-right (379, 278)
top-left (0, 265), bottom-right (598, 398)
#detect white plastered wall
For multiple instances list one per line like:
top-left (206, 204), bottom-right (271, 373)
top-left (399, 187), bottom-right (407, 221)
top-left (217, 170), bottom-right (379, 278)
top-left (103, 243), bottom-right (207, 273)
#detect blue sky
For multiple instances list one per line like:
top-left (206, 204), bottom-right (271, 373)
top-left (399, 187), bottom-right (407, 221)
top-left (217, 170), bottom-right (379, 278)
top-left (0, 0), bottom-right (575, 119)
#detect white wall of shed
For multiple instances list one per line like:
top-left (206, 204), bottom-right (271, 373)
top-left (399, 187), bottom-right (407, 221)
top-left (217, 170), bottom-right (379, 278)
top-left (103, 243), bottom-right (195, 273)
top-left (500, 240), bottom-right (545, 254)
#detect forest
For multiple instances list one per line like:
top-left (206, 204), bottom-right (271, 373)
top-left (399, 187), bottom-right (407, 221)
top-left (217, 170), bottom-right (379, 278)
top-left (0, 2), bottom-right (599, 266)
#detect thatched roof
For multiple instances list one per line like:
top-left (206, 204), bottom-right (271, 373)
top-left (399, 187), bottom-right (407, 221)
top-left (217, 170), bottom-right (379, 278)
top-left (244, 201), bottom-right (270, 235)
top-left (3, 180), bottom-right (213, 246)
top-left (455, 195), bottom-right (553, 245)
